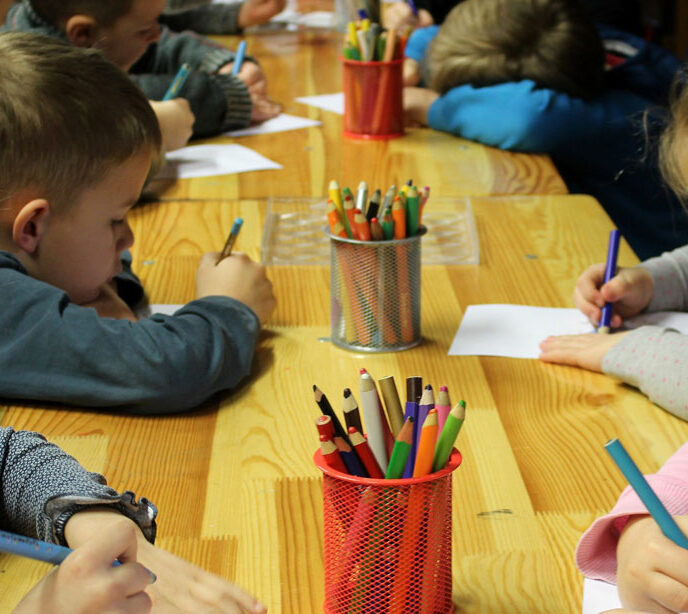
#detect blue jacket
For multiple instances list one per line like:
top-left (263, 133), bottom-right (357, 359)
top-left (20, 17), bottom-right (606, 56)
top-left (409, 25), bottom-right (687, 260)
top-left (0, 251), bottom-right (260, 414)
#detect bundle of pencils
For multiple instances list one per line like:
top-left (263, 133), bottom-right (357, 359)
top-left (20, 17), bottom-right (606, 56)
top-left (342, 14), bottom-right (405, 62)
top-left (313, 371), bottom-right (465, 479)
top-left (325, 178), bottom-right (429, 241)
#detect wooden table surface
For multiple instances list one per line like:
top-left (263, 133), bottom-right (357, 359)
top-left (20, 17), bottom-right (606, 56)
top-left (147, 30), bottom-right (567, 201)
top-left (2, 26), bottom-right (683, 614)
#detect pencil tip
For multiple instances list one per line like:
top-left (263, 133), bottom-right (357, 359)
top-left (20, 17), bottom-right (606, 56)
top-left (440, 385), bottom-right (448, 391)
top-left (343, 388), bottom-right (351, 397)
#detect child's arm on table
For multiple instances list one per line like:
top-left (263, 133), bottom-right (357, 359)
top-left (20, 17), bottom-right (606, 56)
top-left (161, 0), bottom-right (286, 34)
top-left (576, 443), bottom-right (688, 613)
top-left (403, 86), bottom-right (438, 126)
top-left (149, 98), bottom-right (195, 152)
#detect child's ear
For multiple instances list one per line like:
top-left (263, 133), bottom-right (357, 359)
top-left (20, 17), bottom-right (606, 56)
top-left (64, 15), bottom-right (99, 47)
top-left (12, 199), bottom-right (50, 254)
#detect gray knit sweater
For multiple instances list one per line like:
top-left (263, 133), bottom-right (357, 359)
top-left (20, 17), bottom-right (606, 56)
top-left (163, 0), bottom-right (244, 34)
top-left (0, 427), bottom-right (156, 546)
top-left (603, 245), bottom-right (688, 419)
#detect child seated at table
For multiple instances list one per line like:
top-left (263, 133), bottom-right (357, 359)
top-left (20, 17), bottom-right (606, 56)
top-left (3, 0), bottom-right (280, 146)
top-left (576, 442), bottom-right (688, 613)
top-left (0, 32), bottom-right (276, 414)
top-left (2, 425), bottom-right (266, 613)
top-left (401, 0), bottom-right (688, 261)
top-left (162, 0), bottom-right (286, 35)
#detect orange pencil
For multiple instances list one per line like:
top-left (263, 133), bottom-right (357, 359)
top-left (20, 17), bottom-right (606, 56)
top-left (348, 426), bottom-right (384, 478)
top-left (326, 198), bottom-right (340, 234)
top-left (320, 434), bottom-right (348, 474)
top-left (331, 220), bottom-right (348, 238)
top-left (392, 195), bottom-right (406, 239)
top-left (343, 193), bottom-right (358, 239)
top-left (354, 208), bottom-right (371, 241)
top-left (412, 408), bottom-right (438, 477)
top-left (382, 27), bottom-right (397, 62)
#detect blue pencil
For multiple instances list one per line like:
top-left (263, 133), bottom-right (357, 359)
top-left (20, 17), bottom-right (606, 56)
top-left (598, 229), bottom-right (621, 333)
top-left (0, 529), bottom-right (123, 567)
top-left (406, 0), bottom-right (419, 17)
top-left (162, 62), bottom-right (192, 101)
top-left (218, 217), bottom-right (244, 262)
top-left (232, 41), bottom-right (247, 76)
top-left (605, 438), bottom-right (688, 549)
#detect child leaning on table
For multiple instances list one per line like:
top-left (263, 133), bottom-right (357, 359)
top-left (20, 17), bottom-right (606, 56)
top-left (2, 426), bottom-right (266, 613)
top-left (538, 70), bottom-right (688, 421)
top-left (2, 0), bottom-right (280, 149)
top-left (401, 0), bottom-right (688, 261)
top-left (162, 0), bottom-right (286, 35)
top-left (0, 32), bottom-right (276, 414)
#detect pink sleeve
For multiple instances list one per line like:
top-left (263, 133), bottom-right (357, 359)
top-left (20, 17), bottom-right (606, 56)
top-left (576, 442), bottom-right (688, 583)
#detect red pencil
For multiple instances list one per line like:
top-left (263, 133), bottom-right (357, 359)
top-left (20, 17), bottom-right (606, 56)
top-left (315, 414), bottom-right (335, 440)
top-left (320, 434), bottom-right (348, 474)
top-left (347, 426), bottom-right (384, 478)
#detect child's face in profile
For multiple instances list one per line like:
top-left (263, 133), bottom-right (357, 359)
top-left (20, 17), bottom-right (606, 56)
top-left (34, 148), bottom-right (152, 304)
top-left (94, 0), bottom-right (167, 71)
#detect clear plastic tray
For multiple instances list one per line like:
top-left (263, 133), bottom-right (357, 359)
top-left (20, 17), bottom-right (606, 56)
top-left (261, 196), bottom-right (480, 265)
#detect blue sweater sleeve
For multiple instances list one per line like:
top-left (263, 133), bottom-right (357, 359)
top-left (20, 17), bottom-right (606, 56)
top-left (0, 267), bottom-right (261, 414)
top-left (426, 79), bottom-right (649, 153)
top-left (404, 26), bottom-right (439, 63)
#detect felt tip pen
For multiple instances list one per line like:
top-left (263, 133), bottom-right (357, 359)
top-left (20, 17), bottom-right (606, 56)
top-left (598, 229), bottom-right (620, 333)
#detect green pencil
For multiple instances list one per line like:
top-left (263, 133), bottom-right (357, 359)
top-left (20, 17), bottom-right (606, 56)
top-left (385, 416), bottom-right (414, 479)
top-left (432, 401), bottom-right (466, 472)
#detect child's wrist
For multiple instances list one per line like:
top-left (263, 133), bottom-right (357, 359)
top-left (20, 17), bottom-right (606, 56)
top-left (64, 508), bottom-right (141, 549)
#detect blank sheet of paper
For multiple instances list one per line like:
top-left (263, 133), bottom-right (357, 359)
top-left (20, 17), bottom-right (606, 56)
top-left (158, 144), bottom-right (282, 179)
top-left (449, 304), bottom-right (688, 358)
top-left (295, 93), bottom-right (344, 115)
top-left (223, 114), bottom-right (321, 137)
top-left (582, 578), bottom-right (621, 614)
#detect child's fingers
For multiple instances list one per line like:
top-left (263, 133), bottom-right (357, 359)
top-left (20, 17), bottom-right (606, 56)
top-left (122, 591), bottom-right (153, 614)
top-left (574, 263), bottom-right (607, 307)
top-left (189, 574), bottom-right (267, 613)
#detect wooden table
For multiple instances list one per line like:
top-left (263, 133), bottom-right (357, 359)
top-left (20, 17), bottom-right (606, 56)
top-left (147, 30), bottom-right (567, 200)
top-left (3, 192), bottom-right (687, 613)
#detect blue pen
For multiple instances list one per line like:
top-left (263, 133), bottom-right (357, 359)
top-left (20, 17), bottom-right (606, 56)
top-left (162, 62), bottom-right (192, 101)
top-left (232, 41), bottom-right (247, 76)
top-left (218, 217), bottom-right (244, 262)
top-left (598, 229), bottom-right (621, 333)
top-left (605, 438), bottom-right (688, 549)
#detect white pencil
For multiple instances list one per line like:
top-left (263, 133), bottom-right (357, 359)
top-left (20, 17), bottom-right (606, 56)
top-left (359, 370), bottom-right (389, 472)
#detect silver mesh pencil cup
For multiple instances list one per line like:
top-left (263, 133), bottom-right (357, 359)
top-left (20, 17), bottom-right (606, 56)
top-left (328, 227), bottom-right (425, 352)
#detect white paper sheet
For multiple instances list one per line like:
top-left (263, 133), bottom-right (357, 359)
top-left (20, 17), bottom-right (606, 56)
top-left (157, 144), bottom-right (282, 179)
top-left (448, 304), bottom-right (688, 358)
top-left (295, 93), bottom-right (344, 115)
top-left (223, 113), bottom-right (321, 137)
top-left (582, 578), bottom-right (621, 614)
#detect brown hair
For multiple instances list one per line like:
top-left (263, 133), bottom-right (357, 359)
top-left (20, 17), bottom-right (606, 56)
top-left (659, 69), bottom-right (688, 205)
top-left (30, 0), bottom-right (134, 27)
top-left (0, 32), bottom-right (161, 211)
top-left (428, 0), bottom-right (605, 99)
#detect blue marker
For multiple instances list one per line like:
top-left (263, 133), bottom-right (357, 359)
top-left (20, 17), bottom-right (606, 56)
top-left (218, 217), bottom-right (244, 262)
top-left (162, 63), bottom-right (192, 101)
top-left (232, 41), bottom-right (247, 76)
top-left (598, 229), bottom-right (621, 333)
top-left (605, 438), bottom-right (688, 549)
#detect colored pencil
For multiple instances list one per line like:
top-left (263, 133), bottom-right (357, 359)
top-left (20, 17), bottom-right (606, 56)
top-left (392, 195), bottom-right (406, 239)
top-left (231, 40), bottom-right (247, 76)
top-left (370, 217), bottom-right (384, 241)
top-left (406, 376), bottom-right (423, 404)
top-left (320, 434), bottom-right (348, 474)
top-left (605, 438), bottom-right (688, 549)
top-left (342, 387), bottom-right (363, 434)
top-left (315, 414), bottom-right (335, 440)
top-left (313, 385), bottom-right (351, 444)
top-left (162, 62), bottom-right (192, 101)
top-left (385, 416), bottom-right (414, 479)
top-left (356, 181), bottom-right (368, 216)
top-left (401, 400), bottom-right (419, 478)
top-left (217, 217), bottom-right (243, 263)
top-left (334, 435), bottom-right (368, 477)
top-left (348, 426), bottom-right (384, 478)
top-left (413, 408), bottom-right (439, 477)
top-left (378, 375), bottom-right (405, 436)
top-left (432, 401), bottom-right (466, 472)
top-left (354, 209), bottom-right (371, 241)
top-left (343, 193), bottom-right (357, 239)
top-left (417, 384), bottom-right (435, 432)
top-left (598, 229), bottom-right (621, 333)
top-left (359, 371), bottom-right (390, 472)
top-left (435, 385), bottom-right (451, 439)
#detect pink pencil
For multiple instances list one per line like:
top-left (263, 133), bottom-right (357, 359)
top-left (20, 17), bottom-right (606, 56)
top-left (435, 385), bottom-right (451, 441)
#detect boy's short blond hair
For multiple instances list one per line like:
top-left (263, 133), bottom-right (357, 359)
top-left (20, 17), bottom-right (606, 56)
top-left (30, 0), bottom-right (134, 27)
top-left (0, 32), bottom-right (161, 211)
top-left (428, 0), bottom-right (605, 99)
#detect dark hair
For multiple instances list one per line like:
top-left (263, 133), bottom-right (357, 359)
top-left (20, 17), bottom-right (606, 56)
top-left (428, 0), bottom-right (605, 99)
top-left (0, 32), bottom-right (161, 210)
top-left (30, 0), bottom-right (134, 26)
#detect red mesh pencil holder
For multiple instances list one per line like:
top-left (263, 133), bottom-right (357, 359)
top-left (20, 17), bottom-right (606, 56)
top-left (314, 448), bottom-right (461, 613)
top-left (342, 58), bottom-right (404, 140)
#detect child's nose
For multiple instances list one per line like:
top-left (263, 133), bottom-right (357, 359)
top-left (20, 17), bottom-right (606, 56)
top-left (148, 23), bottom-right (161, 44)
top-left (118, 220), bottom-right (135, 251)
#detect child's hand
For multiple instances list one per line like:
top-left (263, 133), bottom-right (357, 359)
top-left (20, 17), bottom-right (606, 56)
top-left (238, 0), bottom-right (287, 28)
top-left (150, 99), bottom-right (195, 152)
top-left (384, 2), bottom-right (433, 31)
top-left (196, 252), bottom-right (276, 325)
top-left (81, 282), bottom-right (138, 322)
top-left (403, 87), bottom-right (438, 127)
top-left (574, 264), bottom-right (654, 329)
top-left (403, 58), bottom-right (421, 86)
top-left (616, 515), bottom-right (688, 613)
top-left (249, 92), bottom-right (282, 122)
top-left (14, 519), bottom-right (153, 613)
top-left (538, 331), bottom-right (630, 372)
top-left (218, 61), bottom-right (265, 93)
